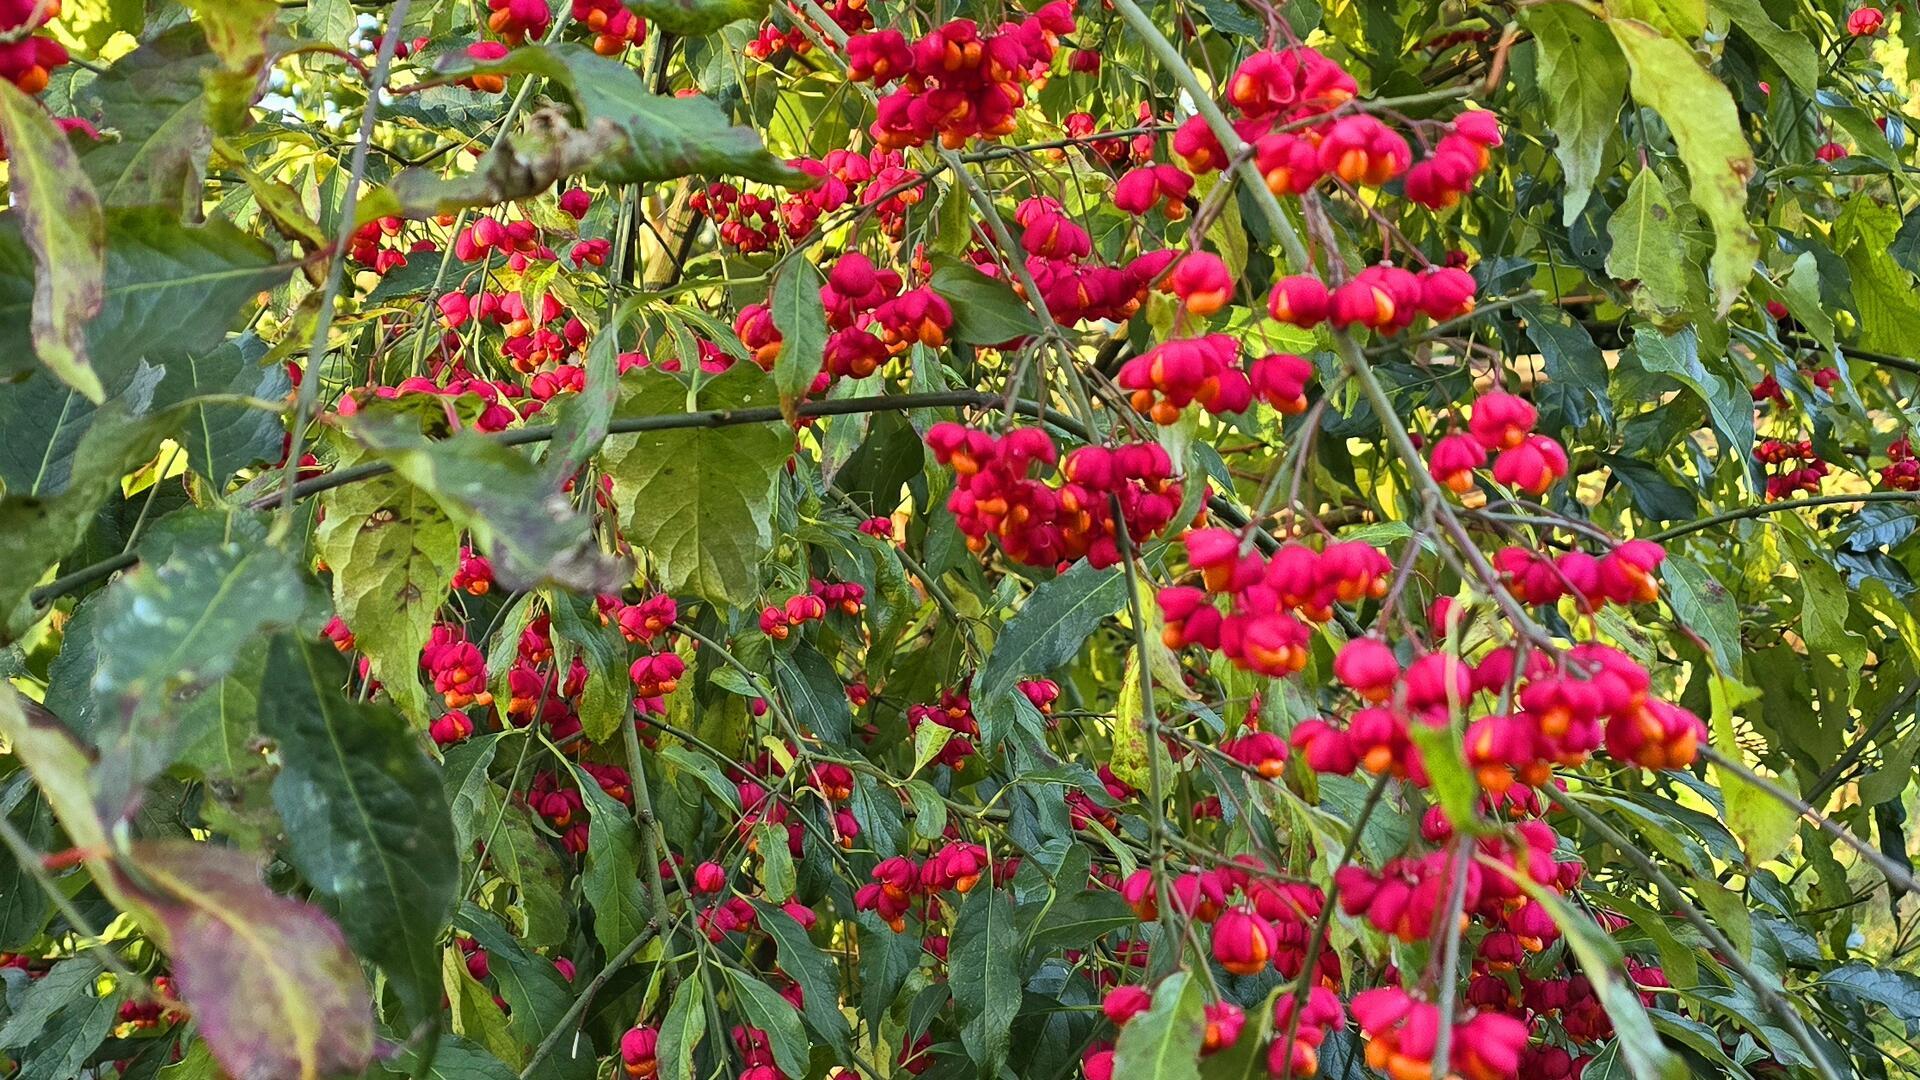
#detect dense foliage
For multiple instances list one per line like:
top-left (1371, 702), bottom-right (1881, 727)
top-left (2, 0), bottom-right (1920, 1077)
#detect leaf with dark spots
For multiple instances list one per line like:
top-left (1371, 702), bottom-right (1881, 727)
top-left (599, 365), bottom-right (789, 605)
top-left (316, 439), bottom-right (461, 726)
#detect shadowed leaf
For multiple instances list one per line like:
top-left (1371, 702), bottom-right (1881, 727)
top-left (258, 636), bottom-right (459, 1023)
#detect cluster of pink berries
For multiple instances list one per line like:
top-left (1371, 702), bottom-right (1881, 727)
top-left (1120, 326), bottom-right (1317, 425)
top-left (926, 423), bottom-right (1186, 570)
top-left (1004, 197), bottom-right (1162, 327)
top-left (1268, 264), bottom-right (1478, 336)
top-left (1755, 438), bottom-right (1830, 500)
top-left (0, 0), bottom-right (67, 96)
top-left (848, 3), bottom-right (1075, 150)
top-left (759, 579), bottom-right (867, 637)
top-left (1427, 391), bottom-right (1569, 497)
top-left (852, 843), bottom-right (1008, 931)
top-left (1492, 539), bottom-right (1666, 610)
top-left (1159, 528), bottom-right (1392, 677)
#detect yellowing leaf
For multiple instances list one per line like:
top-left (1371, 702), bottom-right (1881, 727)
top-left (0, 79), bottom-right (107, 403)
top-left (1607, 18), bottom-right (1758, 316)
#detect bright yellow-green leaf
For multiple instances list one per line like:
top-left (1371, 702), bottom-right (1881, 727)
top-left (1708, 675), bottom-right (1798, 865)
top-left (1607, 18), bottom-right (1758, 316)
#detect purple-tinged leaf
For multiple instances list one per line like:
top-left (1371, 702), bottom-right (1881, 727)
top-left (131, 840), bottom-right (374, 1080)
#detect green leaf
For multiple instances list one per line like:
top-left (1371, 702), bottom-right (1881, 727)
top-left (929, 255), bottom-right (1042, 347)
top-left (384, 1032), bottom-right (520, 1080)
top-left (76, 27), bottom-right (214, 212)
top-left (911, 724), bottom-right (955, 777)
top-left (756, 822), bottom-right (796, 902)
top-left (0, 957), bottom-right (117, 1080)
top-left (259, 636), bottom-right (459, 1023)
top-left (660, 743), bottom-right (741, 811)
top-left (88, 527), bottom-right (319, 818)
top-left (0, 957), bottom-right (105, 1050)
top-left (1628, 326), bottom-right (1752, 459)
top-left (1891, 208), bottom-right (1920, 278)
top-left (572, 763), bottom-right (651, 957)
top-left (1835, 198), bottom-right (1920, 356)
top-left (1023, 889), bottom-right (1137, 953)
top-left (548, 592), bottom-right (632, 743)
top-left (443, 945), bottom-right (522, 1069)
top-left (1606, 0), bottom-right (1705, 38)
top-left (0, 371), bottom-right (96, 498)
top-left (0, 401), bottom-right (179, 631)
top-left (1859, 724), bottom-right (1918, 806)
top-left (951, 885), bottom-right (1022, 1071)
top-left (1607, 168), bottom-right (1702, 329)
top-left (904, 777), bottom-right (948, 839)
top-left (457, 907), bottom-right (596, 1079)
top-left (1602, 454), bottom-right (1696, 522)
top-left (442, 733), bottom-right (505, 853)
top-left (543, 309), bottom-right (626, 488)
top-left (975, 562), bottom-right (1125, 747)
top-left (438, 45), bottom-right (806, 186)
top-left (489, 845), bottom-right (569, 958)
top-left (1485, 861), bottom-right (1687, 1080)
top-left (723, 967), bottom-right (809, 1077)
top-left (770, 261), bottom-right (828, 416)
top-left (169, 334), bottom-right (290, 487)
top-left (1110, 970), bottom-right (1206, 1080)
top-left (1520, 299), bottom-right (1612, 429)
top-left (350, 410), bottom-right (629, 594)
top-left (773, 642), bottom-right (852, 746)
top-left (1780, 250), bottom-right (1834, 351)
top-left (0, 779), bottom-right (56, 950)
top-left (657, 976), bottom-right (707, 1080)
top-left (131, 839), bottom-right (376, 1080)
top-left (316, 442), bottom-right (461, 726)
top-left (1711, 0), bottom-right (1817, 92)
top-left (600, 365), bottom-right (788, 605)
top-left (621, 0), bottom-right (773, 36)
top-left (1608, 17), bottom-right (1759, 315)
top-left (0, 79), bottom-right (107, 403)
top-left (1821, 962), bottom-right (1920, 1032)
top-left (856, 910), bottom-right (921, 1026)
top-left (1782, 525), bottom-right (1867, 675)
top-left (1707, 674), bottom-right (1798, 865)
top-left (753, 902), bottom-right (853, 1057)
top-left (1662, 555), bottom-right (1741, 675)
top-left (1406, 717), bottom-right (1480, 828)
top-left (1523, 5), bottom-right (1626, 224)
top-left (1108, 653), bottom-right (1161, 793)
